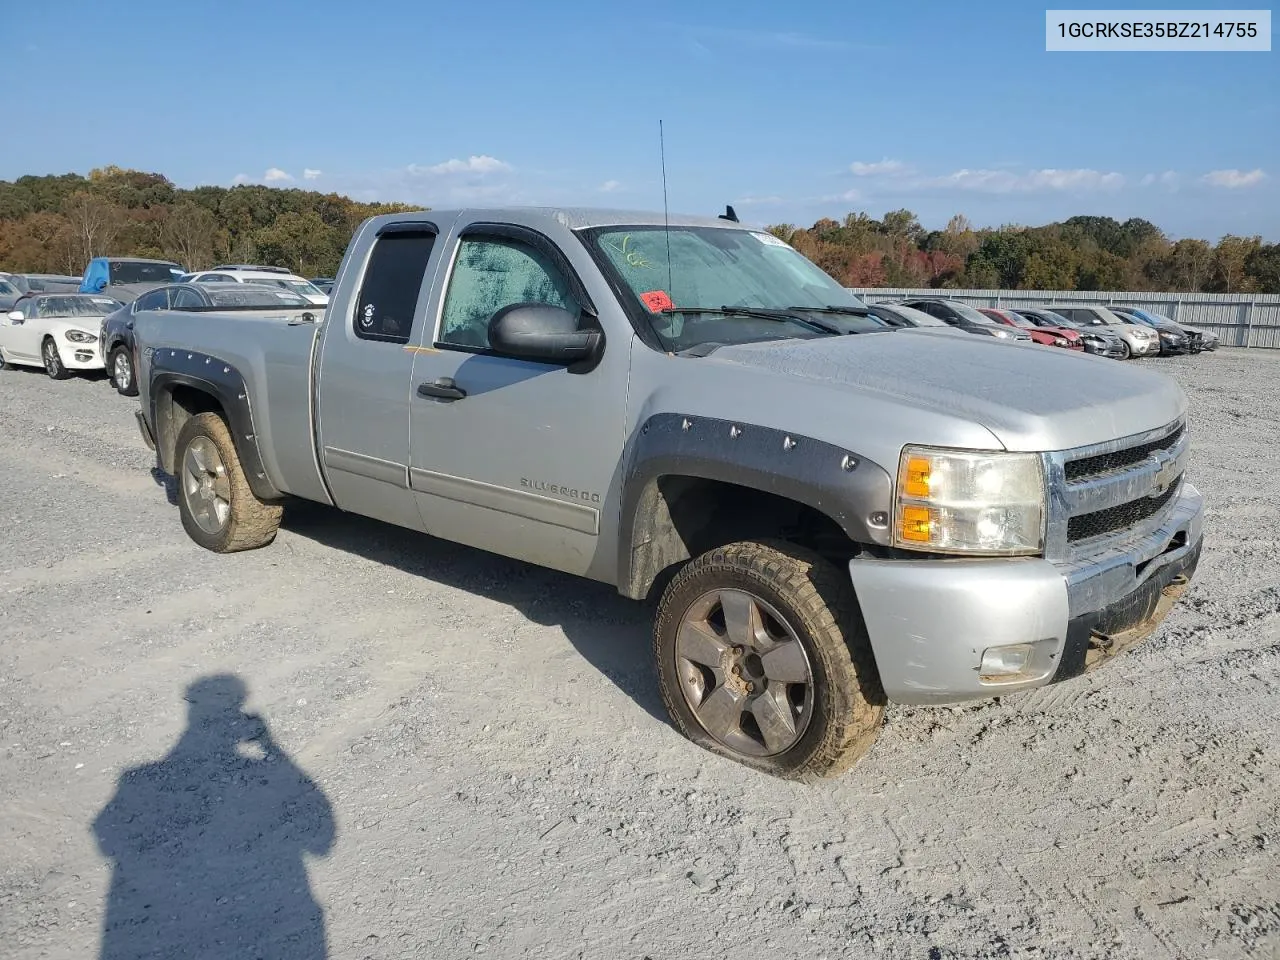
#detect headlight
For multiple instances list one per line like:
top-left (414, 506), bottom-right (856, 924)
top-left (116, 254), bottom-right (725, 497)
top-left (1053, 337), bottom-right (1069, 346)
top-left (989, 328), bottom-right (1013, 339)
top-left (894, 446), bottom-right (1045, 556)
top-left (64, 329), bottom-right (96, 343)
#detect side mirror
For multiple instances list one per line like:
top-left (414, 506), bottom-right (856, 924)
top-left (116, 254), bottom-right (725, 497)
top-left (7, 310), bottom-right (23, 323)
top-left (94, 278), bottom-right (107, 291)
top-left (487, 303), bottom-right (602, 367)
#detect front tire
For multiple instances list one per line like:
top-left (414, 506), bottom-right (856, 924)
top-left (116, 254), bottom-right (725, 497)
top-left (174, 412), bottom-right (282, 552)
top-left (110, 346), bottom-right (138, 396)
top-left (43, 338), bottom-right (71, 380)
top-left (654, 540), bottom-right (885, 781)
top-left (1117, 340), bottom-right (1132, 360)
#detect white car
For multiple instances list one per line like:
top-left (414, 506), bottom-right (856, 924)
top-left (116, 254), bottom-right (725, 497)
top-left (185, 265), bottom-right (329, 305)
top-left (0, 293), bottom-right (124, 379)
top-left (1044, 304), bottom-right (1161, 359)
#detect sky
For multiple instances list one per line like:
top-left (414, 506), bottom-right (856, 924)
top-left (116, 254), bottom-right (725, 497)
top-left (5, 0), bottom-right (1277, 240)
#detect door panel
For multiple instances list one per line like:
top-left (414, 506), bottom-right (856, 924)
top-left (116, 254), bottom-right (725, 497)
top-left (408, 226), bottom-right (630, 579)
top-left (314, 221), bottom-right (447, 532)
top-left (9, 307), bottom-right (42, 360)
top-left (0, 309), bottom-right (26, 360)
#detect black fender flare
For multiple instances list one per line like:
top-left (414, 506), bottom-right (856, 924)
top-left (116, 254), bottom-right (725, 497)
top-left (147, 347), bottom-right (283, 502)
top-left (616, 413), bottom-right (894, 599)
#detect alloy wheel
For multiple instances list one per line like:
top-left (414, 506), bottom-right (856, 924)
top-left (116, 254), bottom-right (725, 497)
top-left (674, 588), bottom-right (815, 757)
top-left (181, 436), bottom-right (232, 535)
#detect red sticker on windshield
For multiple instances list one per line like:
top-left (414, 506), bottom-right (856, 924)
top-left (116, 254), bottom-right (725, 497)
top-left (640, 290), bottom-right (674, 313)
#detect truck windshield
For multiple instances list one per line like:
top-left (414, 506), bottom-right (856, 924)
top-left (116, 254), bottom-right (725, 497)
top-left (580, 224), bottom-right (870, 350)
top-left (110, 261), bottom-right (184, 284)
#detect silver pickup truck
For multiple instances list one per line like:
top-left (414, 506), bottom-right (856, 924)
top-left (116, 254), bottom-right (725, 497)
top-left (131, 207), bottom-right (1204, 780)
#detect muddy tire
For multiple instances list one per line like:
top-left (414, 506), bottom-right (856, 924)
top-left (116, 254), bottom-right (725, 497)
top-left (174, 412), bottom-right (282, 553)
top-left (654, 540), bottom-right (885, 781)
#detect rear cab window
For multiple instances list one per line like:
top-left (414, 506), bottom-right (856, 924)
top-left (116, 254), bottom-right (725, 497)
top-left (353, 227), bottom-right (438, 344)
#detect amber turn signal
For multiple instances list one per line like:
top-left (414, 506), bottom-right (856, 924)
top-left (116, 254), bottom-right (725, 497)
top-left (904, 456), bottom-right (932, 498)
top-left (900, 505), bottom-right (932, 542)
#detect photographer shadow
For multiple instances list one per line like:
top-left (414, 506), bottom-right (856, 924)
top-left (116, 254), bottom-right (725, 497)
top-left (92, 675), bottom-right (334, 959)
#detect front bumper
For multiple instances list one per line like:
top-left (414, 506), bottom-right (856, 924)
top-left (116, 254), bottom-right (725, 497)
top-left (848, 482), bottom-right (1204, 704)
top-left (1128, 337), bottom-right (1160, 356)
top-left (1158, 338), bottom-right (1191, 355)
top-left (1082, 339), bottom-right (1126, 358)
top-left (56, 341), bottom-right (105, 370)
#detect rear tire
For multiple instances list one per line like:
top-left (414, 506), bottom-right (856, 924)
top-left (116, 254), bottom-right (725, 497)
top-left (174, 412), bottom-right (282, 553)
top-left (42, 338), bottom-right (71, 380)
top-left (110, 346), bottom-right (138, 397)
top-left (654, 540), bottom-right (885, 781)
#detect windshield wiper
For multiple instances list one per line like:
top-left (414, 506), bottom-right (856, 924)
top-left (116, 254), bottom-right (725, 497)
top-left (785, 304), bottom-right (871, 316)
top-left (661, 305), bottom-right (843, 335)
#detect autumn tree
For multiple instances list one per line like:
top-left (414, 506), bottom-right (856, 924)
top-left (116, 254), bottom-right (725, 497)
top-left (1210, 235), bottom-right (1262, 293)
top-left (161, 203), bottom-right (220, 270)
top-left (61, 191), bottom-right (128, 264)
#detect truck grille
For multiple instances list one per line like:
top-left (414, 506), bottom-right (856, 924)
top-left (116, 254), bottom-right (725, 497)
top-left (1065, 423), bottom-right (1184, 482)
top-left (1049, 418), bottom-right (1189, 556)
top-left (1067, 477), bottom-right (1181, 543)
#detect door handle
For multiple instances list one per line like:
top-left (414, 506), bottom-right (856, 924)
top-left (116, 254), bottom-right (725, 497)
top-left (417, 377), bottom-right (467, 402)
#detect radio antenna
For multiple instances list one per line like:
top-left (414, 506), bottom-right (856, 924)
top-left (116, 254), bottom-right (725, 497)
top-left (659, 119), bottom-right (673, 299)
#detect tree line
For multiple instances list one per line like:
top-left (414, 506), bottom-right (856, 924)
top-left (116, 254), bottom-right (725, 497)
top-left (0, 167), bottom-right (423, 279)
top-left (2, 168), bottom-right (1276, 293)
top-left (765, 211), bottom-right (1280, 294)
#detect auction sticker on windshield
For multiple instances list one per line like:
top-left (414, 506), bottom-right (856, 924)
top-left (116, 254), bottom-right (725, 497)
top-left (752, 232), bottom-right (792, 248)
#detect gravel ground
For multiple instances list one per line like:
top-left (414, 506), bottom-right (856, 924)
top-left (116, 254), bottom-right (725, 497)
top-left (1, 349), bottom-right (1278, 960)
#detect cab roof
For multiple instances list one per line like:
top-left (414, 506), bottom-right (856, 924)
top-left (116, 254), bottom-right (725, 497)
top-left (368, 206), bottom-right (755, 232)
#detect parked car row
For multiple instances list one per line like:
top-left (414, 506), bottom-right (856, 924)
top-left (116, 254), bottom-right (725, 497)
top-left (0, 283), bottom-right (316, 385)
top-left (862, 297), bottom-right (1217, 359)
top-left (0, 271), bottom-right (82, 310)
top-left (74, 257), bottom-right (330, 306)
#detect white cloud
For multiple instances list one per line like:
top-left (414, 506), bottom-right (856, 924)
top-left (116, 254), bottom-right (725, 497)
top-left (820, 189), bottom-right (862, 203)
top-left (410, 155), bottom-right (511, 176)
top-left (319, 155), bottom-right (527, 207)
top-left (924, 168), bottom-right (1125, 193)
top-left (736, 195), bottom-right (784, 205)
top-left (232, 173), bottom-right (251, 185)
top-left (1202, 168), bottom-right (1267, 188)
top-left (849, 159), bottom-right (906, 176)
top-left (598, 179), bottom-right (621, 193)
top-left (1141, 171), bottom-right (1179, 190)
top-left (303, 168), bottom-right (322, 180)
top-left (263, 167), bottom-right (293, 182)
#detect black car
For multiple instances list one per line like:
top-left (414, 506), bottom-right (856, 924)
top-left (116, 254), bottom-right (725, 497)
top-left (100, 282), bottom-right (313, 396)
top-left (1110, 307), bottom-right (1198, 355)
top-left (894, 298), bottom-right (1033, 342)
top-left (1016, 308), bottom-right (1128, 359)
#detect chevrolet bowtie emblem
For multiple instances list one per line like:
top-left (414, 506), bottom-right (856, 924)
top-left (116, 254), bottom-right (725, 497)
top-left (1149, 452), bottom-right (1179, 497)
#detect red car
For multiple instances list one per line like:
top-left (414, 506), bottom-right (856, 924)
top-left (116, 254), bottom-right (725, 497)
top-left (979, 308), bottom-right (1084, 351)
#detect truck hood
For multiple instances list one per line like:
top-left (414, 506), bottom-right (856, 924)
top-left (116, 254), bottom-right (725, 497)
top-left (703, 328), bottom-right (1186, 452)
